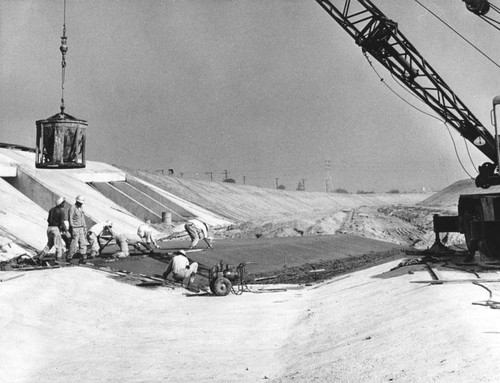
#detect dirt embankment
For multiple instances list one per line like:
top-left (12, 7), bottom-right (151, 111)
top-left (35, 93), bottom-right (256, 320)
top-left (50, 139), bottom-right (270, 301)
top-left (122, 170), bottom-right (482, 264)
top-left (128, 169), bottom-right (452, 246)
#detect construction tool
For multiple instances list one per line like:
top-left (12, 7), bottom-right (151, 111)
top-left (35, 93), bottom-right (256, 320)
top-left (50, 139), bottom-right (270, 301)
top-left (472, 282), bottom-right (500, 309)
top-left (0, 274), bottom-right (25, 283)
top-left (411, 279), bottom-right (500, 284)
top-left (208, 260), bottom-right (256, 296)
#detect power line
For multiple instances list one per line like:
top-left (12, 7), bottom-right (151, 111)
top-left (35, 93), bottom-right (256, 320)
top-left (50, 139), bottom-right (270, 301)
top-left (363, 49), bottom-right (475, 180)
top-left (412, 0), bottom-right (500, 70)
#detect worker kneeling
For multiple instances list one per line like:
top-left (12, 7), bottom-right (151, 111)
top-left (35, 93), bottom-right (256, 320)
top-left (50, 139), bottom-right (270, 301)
top-left (162, 250), bottom-right (198, 286)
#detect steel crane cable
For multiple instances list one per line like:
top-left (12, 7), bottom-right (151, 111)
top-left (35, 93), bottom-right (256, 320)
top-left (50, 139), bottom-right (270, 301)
top-left (60, 0), bottom-right (68, 114)
top-left (479, 3), bottom-right (500, 31)
top-left (388, 70), bottom-right (478, 174)
top-left (412, 0), bottom-right (500, 71)
top-left (363, 52), bottom-right (476, 180)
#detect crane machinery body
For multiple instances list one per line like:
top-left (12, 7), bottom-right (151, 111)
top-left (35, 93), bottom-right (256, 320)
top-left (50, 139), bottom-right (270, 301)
top-left (314, 0), bottom-right (500, 259)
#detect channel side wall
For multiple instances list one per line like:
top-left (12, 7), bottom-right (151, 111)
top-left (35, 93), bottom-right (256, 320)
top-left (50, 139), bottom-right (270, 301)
top-left (110, 181), bottom-right (191, 223)
top-left (91, 182), bottom-right (161, 223)
top-left (124, 178), bottom-right (195, 221)
top-left (6, 168), bottom-right (97, 228)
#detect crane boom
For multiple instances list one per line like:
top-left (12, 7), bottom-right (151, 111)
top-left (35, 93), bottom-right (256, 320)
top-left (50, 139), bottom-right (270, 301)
top-left (314, 0), bottom-right (500, 186)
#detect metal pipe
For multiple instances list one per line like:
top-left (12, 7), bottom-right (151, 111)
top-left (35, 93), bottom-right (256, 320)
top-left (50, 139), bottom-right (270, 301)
top-left (491, 96), bottom-right (500, 173)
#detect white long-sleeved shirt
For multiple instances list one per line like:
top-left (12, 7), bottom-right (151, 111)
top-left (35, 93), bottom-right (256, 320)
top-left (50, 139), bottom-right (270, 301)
top-left (186, 219), bottom-right (208, 237)
top-left (170, 255), bottom-right (190, 274)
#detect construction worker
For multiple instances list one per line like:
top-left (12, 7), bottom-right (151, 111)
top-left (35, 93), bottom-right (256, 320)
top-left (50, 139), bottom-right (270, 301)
top-left (162, 250), bottom-right (198, 286)
top-left (38, 196), bottom-right (68, 264)
top-left (137, 219), bottom-right (159, 251)
top-left (184, 218), bottom-right (213, 249)
top-left (87, 220), bottom-right (114, 258)
top-left (107, 226), bottom-right (130, 259)
top-left (68, 194), bottom-right (88, 263)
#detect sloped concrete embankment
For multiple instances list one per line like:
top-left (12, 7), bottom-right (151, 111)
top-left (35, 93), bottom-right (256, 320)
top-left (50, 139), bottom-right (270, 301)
top-left (124, 169), bottom-right (429, 223)
top-left (0, 149), bottom-right (235, 256)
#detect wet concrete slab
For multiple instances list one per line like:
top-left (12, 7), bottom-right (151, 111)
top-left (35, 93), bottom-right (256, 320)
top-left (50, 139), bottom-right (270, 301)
top-left (164, 234), bottom-right (402, 270)
top-left (96, 234), bottom-right (404, 285)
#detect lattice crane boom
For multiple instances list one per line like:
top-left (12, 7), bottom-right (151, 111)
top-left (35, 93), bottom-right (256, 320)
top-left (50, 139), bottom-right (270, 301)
top-left (315, 0), bottom-right (500, 187)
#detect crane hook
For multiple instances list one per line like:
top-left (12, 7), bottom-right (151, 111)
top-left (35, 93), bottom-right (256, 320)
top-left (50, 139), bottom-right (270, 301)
top-left (464, 0), bottom-right (490, 16)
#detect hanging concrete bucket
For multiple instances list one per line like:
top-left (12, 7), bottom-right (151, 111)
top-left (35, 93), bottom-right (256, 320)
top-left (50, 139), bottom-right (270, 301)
top-left (35, 112), bottom-right (87, 169)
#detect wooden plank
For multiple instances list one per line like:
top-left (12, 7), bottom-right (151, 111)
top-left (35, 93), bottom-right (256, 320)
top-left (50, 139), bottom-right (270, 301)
top-left (424, 262), bottom-right (441, 281)
top-left (0, 274), bottom-right (25, 282)
top-left (411, 279), bottom-right (500, 284)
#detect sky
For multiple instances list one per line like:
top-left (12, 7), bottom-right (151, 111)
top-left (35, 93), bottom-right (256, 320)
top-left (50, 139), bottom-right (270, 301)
top-left (2, 0), bottom-right (500, 193)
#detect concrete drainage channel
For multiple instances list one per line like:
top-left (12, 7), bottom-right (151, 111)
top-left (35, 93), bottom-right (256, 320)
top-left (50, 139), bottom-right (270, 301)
top-left (3, 234), bottom-right (407, 298)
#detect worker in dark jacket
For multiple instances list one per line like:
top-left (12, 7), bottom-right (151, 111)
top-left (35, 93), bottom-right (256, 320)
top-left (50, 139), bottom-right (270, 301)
top-left (38, 196), bottom-right (68, 263)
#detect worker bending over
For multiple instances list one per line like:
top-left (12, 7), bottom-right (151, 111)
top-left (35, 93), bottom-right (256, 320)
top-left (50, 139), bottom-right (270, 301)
top-left (87, 220), bottom-right (114, 258)
top-left (101, 223), bottom-right (130, 259)
top-left (137, 219), bottom-right (159, 252)
top-left (184, 218), bottom-right (213, 249)
top-left (109, 227), bottom-right (130, 259)
top-left (162, 250), bottom-right (198, 286)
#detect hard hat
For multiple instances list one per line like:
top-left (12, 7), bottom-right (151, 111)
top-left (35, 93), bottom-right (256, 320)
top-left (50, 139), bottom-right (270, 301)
top-left (178, 250), bottom-right (187, 256)
top-left (76, 195), bottom-right (85, 203)
top-left (106, 220), bottom-right (113, 227)
top-left (56, 196), bottom-right (65, 206)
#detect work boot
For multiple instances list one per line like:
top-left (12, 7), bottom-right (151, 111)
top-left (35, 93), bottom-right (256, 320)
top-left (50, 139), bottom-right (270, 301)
top-left (78, 253), bottom-right (87, 265)
top-left (36, 250), bottom-right (47, 265)
top-left (55, 250), bottom-right (66, 265)
top-left (464, 251), bottom-right (480, 264)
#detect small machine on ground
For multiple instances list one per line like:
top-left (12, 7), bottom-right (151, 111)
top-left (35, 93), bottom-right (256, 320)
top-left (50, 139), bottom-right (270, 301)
top-left (208, 260), bottom-right (255, 296)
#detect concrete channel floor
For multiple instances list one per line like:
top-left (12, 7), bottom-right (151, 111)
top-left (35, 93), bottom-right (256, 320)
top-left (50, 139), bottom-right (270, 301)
top-left (91, 234), bottom-right (404, 287)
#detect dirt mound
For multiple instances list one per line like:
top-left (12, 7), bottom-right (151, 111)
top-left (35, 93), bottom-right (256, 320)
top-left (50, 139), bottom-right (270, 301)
top-left (419, 178), bottom-right (500, 208)
top-left (215, 204), bottom-right (466, 251)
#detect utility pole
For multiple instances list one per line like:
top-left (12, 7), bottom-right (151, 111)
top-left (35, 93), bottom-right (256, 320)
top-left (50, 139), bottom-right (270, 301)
top-left (297, 178), bottom-right (306, 191)
top-left (325, 159), bottom-right (333, 193)
top-left (205, 172), bottom-right (213, 181)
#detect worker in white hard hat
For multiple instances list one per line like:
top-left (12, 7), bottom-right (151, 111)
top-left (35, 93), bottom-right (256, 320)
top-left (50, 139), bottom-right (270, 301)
top-left (87, 220), bottom-right (114, 258)
top-left (68, 194), bottom-right (88, 263)
top-left (37, 196), bottom-right (68, 264)
top-left (184, 218), bottom-right (213, 249)
top-left (162, 250), bottom-right (198, 286)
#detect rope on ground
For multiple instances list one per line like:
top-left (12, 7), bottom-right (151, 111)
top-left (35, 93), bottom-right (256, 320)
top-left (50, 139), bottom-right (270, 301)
top-left (472, 281), bottom-right (500, 309)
